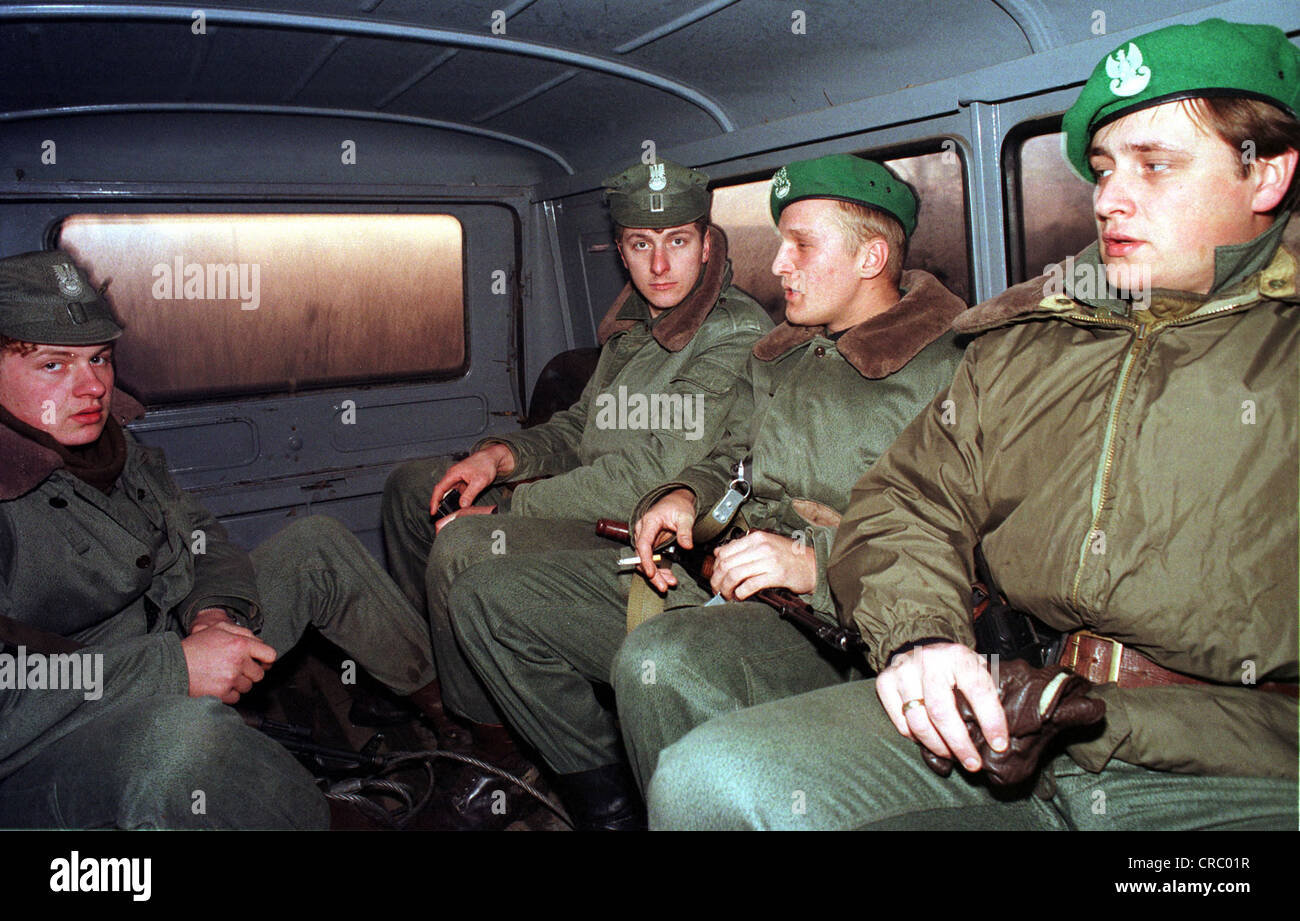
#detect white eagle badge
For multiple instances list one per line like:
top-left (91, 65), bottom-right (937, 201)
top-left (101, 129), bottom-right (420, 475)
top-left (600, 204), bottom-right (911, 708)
top-left (1106, 42), bottom-right (1151, 97)
top-left (648, 162), bottom-right (667, 191)
top-left (51, 262), bottom-right (85, 299)
top-left (772, 167), bottom-right (791, 199)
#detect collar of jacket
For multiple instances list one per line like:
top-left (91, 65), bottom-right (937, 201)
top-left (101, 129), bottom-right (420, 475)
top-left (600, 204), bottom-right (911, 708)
top-left (596, 224), bottom-right (733, 352)
top-left (954, 226), bottom-right (1300, 337)
top-left (0, 389), bottom-right (145, 500)
top-left (751, 269), bottom-right (967, 379)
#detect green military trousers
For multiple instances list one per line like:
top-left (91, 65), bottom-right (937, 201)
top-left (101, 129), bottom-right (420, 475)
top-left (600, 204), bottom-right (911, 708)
top-left (611, 598), bottom-right (866, 791)
top-left (381, 457), bottom-right (614, 724)
top-left (0, 515), bottom-right (435, 829)
top-left (647, 678), bottom-right (1300, 830)
top-left (448, 544), bottom-right (857, 778)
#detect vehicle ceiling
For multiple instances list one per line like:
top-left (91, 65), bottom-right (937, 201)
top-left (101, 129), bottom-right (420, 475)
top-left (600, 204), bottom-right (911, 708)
top-left (0, 0), bottom-right (1233, 181)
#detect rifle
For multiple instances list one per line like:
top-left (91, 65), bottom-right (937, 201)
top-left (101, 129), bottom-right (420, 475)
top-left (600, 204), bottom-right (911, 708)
top-left (596, 519), bottom-right (867, 655)
top-left (240, 713), bottom-right (389, 772)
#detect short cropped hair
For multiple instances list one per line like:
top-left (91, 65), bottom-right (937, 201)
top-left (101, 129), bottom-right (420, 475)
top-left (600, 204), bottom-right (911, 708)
top-left (1187, 96), bottom-right (1300, 213)
top-left (827, 200), bottom-right (907, 286)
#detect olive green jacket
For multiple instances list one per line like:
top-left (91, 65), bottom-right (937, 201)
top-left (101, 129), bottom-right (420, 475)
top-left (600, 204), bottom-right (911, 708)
top-left (634, 270), bottom-right (967, 616)
top-left (0, 392), bottom-right (261, 778)
top-left (479, 226), bottom-right (772, 523)
top-left (829, 240), bottom-right (1300, 780)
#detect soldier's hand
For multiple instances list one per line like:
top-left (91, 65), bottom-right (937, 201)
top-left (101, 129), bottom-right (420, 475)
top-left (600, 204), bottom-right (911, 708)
top-left (431, 443), bottom-right (516, 513)
top-left (709, 531), bottom-right (816, 600)
top-left (633, 488), bottom-right (697, 592)
top-left (876, 642), bottom-right (1007, 772)
top-left (434, 504), bottom-right (497, 534)
top-left (181, 622), bottom-right (278, 705)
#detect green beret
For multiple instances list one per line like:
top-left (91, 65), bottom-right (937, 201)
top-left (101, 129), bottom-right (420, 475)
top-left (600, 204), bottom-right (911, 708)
top-left (769, 154), bottom-right (918, 237)
top-left (0, 251), bottom-right (123, 346)
top-left (1063, 18), bottom-right (1300, 181)
top-left (603, 159), bottom-right (711, 229)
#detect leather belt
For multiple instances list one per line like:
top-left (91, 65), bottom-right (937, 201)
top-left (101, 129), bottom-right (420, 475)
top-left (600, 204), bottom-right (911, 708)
top-left (1060, 631), bottom-right (1298, 699)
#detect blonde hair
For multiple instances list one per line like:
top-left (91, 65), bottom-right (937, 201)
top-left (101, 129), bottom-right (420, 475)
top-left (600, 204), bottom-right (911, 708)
top-left (827, 201), bottom-right (906, 285)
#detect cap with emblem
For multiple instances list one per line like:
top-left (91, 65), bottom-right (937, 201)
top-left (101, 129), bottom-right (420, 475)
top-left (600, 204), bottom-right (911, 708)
top-left (769, 154), bottom-right (918, 237)
top-left (603, 159), bottom-right (711, 229)
top-left (1063, 18), bottom-right (1300, 181)
top-left (0, 251), bottom-right (123, 345)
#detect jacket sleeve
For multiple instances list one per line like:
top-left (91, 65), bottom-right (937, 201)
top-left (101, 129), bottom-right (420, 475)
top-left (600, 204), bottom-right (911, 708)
top-left (827, 351), bottom-right (991, 671)
top-left (508, 331), bottom-right (760, 523)
top-left (800, 523), bottom-right (839, 617)
top-left (153, 455), bottom-right (262, 633)
top-left (475, 350), bottom-right (606, 481)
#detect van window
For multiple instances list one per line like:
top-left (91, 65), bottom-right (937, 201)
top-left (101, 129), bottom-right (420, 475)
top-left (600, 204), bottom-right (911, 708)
top-left (711, 147), bottom-right (970, 321)
top-left (1008, 130), bottom-right (1096, 283)
top-left (56, 213), bottom-right (465, 404)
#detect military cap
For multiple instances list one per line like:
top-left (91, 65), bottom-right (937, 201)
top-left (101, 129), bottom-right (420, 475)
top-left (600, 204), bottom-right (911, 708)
top-left (1064, 19), bottom-right (1300, 181)
top-left (603, 159), bottom-right (711, 229)
top-left (769, 154), bottom-right (918, 237)
top-left (0, 251), bottom-right (123, 346)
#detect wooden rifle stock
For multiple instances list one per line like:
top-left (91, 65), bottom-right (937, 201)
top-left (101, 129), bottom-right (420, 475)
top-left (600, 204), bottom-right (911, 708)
top-left (595, 518), bottom-right (866, 655)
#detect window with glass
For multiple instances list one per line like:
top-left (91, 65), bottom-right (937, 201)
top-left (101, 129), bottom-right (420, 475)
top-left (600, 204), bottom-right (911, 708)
top-left (1007, 127), bottom-right (1097, 284)
top-left (56, 213), bottom-right (466, 404)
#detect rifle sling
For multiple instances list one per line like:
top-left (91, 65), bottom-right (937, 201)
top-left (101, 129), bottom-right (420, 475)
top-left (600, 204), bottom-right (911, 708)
top-left (0, 613), bottom-right (86, 655)
top-left (624, 498), bottom-right (750, 635)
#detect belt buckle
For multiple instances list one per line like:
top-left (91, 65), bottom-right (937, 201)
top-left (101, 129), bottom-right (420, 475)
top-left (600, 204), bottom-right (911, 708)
top-left (1067, 630), bottom-right (1124, 684)
top-left (1080, 630), bottom-right (1123, 684)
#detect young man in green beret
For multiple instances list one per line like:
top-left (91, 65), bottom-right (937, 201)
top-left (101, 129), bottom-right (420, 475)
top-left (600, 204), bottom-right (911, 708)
top-left (648, 18), bottom-right (1299, 830)
top-left (447, 154), bottom-right (967, 828)
top-left (0, 251), bottom-right (444, 828)
top-left (380, 160), bottom-right (770, 769)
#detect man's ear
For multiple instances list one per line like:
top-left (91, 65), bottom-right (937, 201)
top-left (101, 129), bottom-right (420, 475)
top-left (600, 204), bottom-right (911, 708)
top-left (1251, 147), bottom-right (1299, 214)
top-left (858, 236), bottom-right (889, 281)
top-left (700, 227), bottom-right (712, 263)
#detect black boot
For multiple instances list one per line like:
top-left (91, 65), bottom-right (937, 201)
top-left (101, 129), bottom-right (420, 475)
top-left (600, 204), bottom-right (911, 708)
top-left (406, 679), bottom-right (474, 750)
top-left (553, 763), bottom-right (646, 831)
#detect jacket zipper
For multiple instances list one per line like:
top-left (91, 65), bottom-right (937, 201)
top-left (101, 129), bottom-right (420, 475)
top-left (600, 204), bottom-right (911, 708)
top-left (1065, 298), bottom-right (1255, 608)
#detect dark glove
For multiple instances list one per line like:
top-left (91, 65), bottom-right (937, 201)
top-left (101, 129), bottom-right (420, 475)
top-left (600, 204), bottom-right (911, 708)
top-left (920, 659), bottom-right (1106, 787)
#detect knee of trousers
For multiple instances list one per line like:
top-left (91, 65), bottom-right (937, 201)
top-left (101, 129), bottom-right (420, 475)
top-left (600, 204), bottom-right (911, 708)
top-left (610, 610), bottom-right (730, 699)
top-left (443, 556), bottom-right (520, 647)
top-left (427, 515), bottom-right (502, 593)
top-left (115, 697), bottom-right (327, 829)
top-left (646, 719), bottom-right (764, 830)
top-left (382, 457), bottom-right (452, 528)
top-left (610, 613), bottom-right (694, 705)
top-left (273, 512), bottom-right (359, 559)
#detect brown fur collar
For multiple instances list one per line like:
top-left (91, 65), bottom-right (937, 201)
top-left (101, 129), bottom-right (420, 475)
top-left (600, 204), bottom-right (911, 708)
top-left (0, 389), bottom-right (144, 500)
top-left (596, 224), bottom-right (732, 352)
top-left (950, 272), bottom-right (1054, 336)
top-left (752, 270), bottom-right (967, 379)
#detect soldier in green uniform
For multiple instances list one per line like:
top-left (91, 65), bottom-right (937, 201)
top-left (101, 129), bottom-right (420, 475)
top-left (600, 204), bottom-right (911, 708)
top-left (647, 18), bottom-right (1299, 831)
top-left (380, 160), bottom-right (770, 771)
top-left (447, 155), bottom-right (967, 828)
top-left (0, 251), bottom-right (443, 829)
